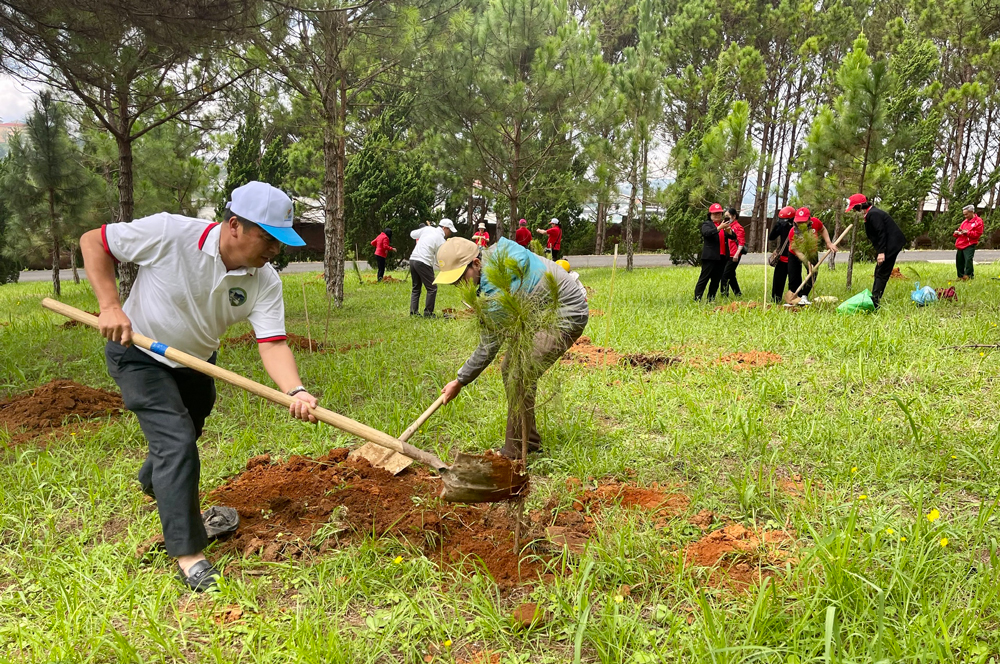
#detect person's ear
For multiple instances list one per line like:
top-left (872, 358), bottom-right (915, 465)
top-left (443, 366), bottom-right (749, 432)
top-left (226, 216), bottom-right (241, 237)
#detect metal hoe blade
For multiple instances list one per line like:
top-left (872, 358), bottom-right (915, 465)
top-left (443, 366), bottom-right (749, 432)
top-left (439, 453), bottom-right (530, 503)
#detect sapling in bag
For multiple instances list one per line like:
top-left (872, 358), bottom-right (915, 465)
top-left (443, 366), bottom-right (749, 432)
top-left (837, 289), bottom-right (875, 314)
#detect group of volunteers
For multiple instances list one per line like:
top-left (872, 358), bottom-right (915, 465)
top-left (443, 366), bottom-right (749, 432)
top-left (692, 193), bottom-right (981, 311)
top-left (80, 182), bottom-right (584, 593)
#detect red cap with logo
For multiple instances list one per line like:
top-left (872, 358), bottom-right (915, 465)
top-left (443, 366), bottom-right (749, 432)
top-left (709, 203), bottom-right (724, 213)
top-left (846, 193), bottom-right (867, 212)
top-left (793, 207), bottom-right (811, 223)
top-left (778, 205), bottom-right (795, 219)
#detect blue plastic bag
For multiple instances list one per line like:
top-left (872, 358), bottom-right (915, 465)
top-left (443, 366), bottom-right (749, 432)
top-left (910, 282), bottom-right (938, 306)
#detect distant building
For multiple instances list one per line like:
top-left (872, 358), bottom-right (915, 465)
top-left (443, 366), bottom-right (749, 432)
top-left (0, 122), bottom-right (25, 157)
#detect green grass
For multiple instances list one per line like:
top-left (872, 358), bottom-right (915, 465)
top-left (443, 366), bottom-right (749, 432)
top-left (2, 262), bottom-right (1000, 663)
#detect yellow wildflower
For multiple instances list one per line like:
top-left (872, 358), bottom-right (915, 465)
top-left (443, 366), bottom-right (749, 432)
top-left (857, 494), bottom-right (867, 501)
top-left (900, 536), bottom-right (907, 542)
top-left (614, 595), bottom-right (624, 603)
top-left (950, 455), bottom-right (957, 459)
top-left (443, 639), bottom-right (452, 647)
top-left (940, 538), bottom-right (948, 547)
top-left (926, 509), bottom-right (940, 523)
top-left (885, 528), bottom-right (894, 535)
top-left (851, 467), bottom-right (858, 474)
top-left (393, 556), bottom-right (403, 564)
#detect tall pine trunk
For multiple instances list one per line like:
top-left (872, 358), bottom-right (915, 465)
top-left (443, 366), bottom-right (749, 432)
top-left (625, 164), bottom-right (637, 271)
top-left (639, 138), bottom-right (649, 253)
top-left (115, 133), bottom-right (137, 302)
top-left (71, 243), bottom-right (79, 283)
top-left (49, 190), bottom-right (60, 297)
top-left (322, 84), bottom-right (348, 306)
top-left (595, 200), bottom-right (607, 255)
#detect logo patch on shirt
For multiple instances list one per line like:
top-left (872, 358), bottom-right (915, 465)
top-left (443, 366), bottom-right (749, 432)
top-left (229, 287), bottom-right (248, 306)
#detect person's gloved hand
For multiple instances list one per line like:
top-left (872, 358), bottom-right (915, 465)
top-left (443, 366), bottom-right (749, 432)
top-left (289, 391), bottom-right (318, 423)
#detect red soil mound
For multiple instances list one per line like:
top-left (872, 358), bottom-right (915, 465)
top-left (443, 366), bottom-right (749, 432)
top-left (60, 311), bottom-right (99, 328)
top-left (562, 336), bottom-right (680, 371)
top-left (713, 301), bottom-right (770, 314)
top-left (889, 267), bottom-right (908, 280)
top-left (0, 379), bottom-right (122, 444)
top-left (208, 449), bottom-right (544, 587)
top-left (224, 332), bottom-right (381, 354)
top-left (715, 351), bottom-right (782, 370)
top-left (683, 523), bottom-right (795, 588)
top-left (368, 275), bottom-right (402, 284)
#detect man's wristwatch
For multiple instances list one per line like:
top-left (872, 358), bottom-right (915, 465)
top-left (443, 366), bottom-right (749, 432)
top-left (287, 385), bottom-right (307, 397)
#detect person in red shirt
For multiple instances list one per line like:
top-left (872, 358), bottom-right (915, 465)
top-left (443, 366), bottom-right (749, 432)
top-left (536, 218), bottom-right (563, 260)
top-left (954, 204), bottom-right (984, 280)
top-left (369, 228), bottom-right (395, 282)
top-left (769, 206), bottom-right (796, 303)
top-left (472, 223), bottom-right (490, 248)
top-left (720, 207), bottom-right (745, 297)
top-left (787, 206), bottom-right (836, 304)
top-left (514, 218), bottom-right (532, 247)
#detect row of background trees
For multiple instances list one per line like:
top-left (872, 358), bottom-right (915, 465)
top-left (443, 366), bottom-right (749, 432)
top-left (0, 0), bottom-right (998, 295)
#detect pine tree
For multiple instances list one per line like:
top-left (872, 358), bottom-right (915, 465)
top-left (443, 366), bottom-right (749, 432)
top-left (0, 93), bottom-right (94, 296)
top-left (217, 106), bottom-right (263, 220)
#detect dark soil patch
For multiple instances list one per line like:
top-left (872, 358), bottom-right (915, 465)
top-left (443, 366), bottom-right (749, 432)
top-left (207, 449), bottom-right (545, 588)
top-left (0, 379), bottom-right (122, 444)
top-left (224, 332), bottom-right (382, 354)
top-left (715, 351), bottom-right (782, 370)
top-left (683, 523), bottom-right (795, 589)
top-left (562, 336), bottom-right (680, 372)
top-left (60, 311), bottom-right (99, 328)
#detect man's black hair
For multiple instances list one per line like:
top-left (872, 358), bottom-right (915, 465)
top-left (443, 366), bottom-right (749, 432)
top-left (223, 208), bottom-right (261, 233)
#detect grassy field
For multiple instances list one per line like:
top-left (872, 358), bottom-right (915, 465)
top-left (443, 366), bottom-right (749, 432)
top-left (2, 261), bottom-right (1000, 663)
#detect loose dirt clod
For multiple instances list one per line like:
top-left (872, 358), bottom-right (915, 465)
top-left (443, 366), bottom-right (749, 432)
top-left (208, 449), bottom-right (545, 587)
top-left (715, 351), bottom-right (782, 370)
top-left (889, 267), bottom-right (908, 280)
top-left (573, 481), bottom-right (691, 515)
top-left (368, 275), bottom-right (403, 284)
top-left (683, 523), bottom-right (795, 588)
top-left (511, 603), bottom-right (544, 628)
top-left (0, 379), bottom-right (122, 444)
top-left (562, 336), bottom-right (680, 371)
top-left (224, 332), bottom-right (382, 354)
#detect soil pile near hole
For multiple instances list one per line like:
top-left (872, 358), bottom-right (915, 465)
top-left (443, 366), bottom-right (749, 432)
top-left (714, 301), bottom-right (769, 314)
top-left (0, 380), bottom-right (122, 443)
top-left (562, 336), bottom-right (680, 372)
top-left (368, 275), bottom-right (402, 284)
top-left (224, 332), bottom-right (381, 354)
top-left (684, 523), bottom-right (794, 588)
top-left (589, 309), bottom-right (604, 317)
top-left (442, 307), bottom-right (474, 319)
top-left (890, 267), bottom-right (908, 280)
top-left (60, 311), bottom-right (99, 328)
top-left (208, 449), bottom-right (544, 587)
top-left (715, 351), bottom-right (782, 370)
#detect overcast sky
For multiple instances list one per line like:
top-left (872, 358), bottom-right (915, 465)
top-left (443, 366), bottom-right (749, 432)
top-left (0, 74), bottom-right (42, 123)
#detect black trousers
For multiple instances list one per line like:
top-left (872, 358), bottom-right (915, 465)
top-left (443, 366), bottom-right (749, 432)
top-left (771, 260), bottom-right (789, 303)
top-left (720, 256), bottom-right (742, 296)
top-left (956, 246), bottom-right (975, 278)
top-left (871, 251), bottom-right (900, 309)
top-left (106, 342), bottom-right (217, 557)
top-left (375, 256), bottom-right (386, 281)
top-left (787, 255), bottom-right (816, 298)
top-left (409, 260), bottom-right (437, 315)
top-left (694, 259), bottom-right (727, 301)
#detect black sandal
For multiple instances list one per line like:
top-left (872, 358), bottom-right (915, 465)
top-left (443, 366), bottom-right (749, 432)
top-left (178, 559), bottom-right (221, 592)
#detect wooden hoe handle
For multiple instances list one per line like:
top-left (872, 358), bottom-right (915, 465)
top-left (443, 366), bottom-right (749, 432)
top-left (40, 298), bottom-right (443, 467)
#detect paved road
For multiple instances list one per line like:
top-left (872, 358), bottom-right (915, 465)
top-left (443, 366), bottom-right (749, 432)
top-left (15, 250), bottom-right (1000, 282)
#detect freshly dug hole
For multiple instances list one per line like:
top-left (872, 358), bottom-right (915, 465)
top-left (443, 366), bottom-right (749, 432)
top-left (562, 336), bottom-right (680, 371)
top-left (208, 448), bottom-right (545, 587)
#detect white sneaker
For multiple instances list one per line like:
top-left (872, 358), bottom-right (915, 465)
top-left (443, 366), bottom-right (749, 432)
top-left (798, 295), bottom-right (811, 306)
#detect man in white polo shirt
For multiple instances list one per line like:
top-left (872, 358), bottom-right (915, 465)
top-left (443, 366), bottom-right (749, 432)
top-left (408, 218), bottom-right (456, 317)
top-left (79, 182), bottom-right (319, 592)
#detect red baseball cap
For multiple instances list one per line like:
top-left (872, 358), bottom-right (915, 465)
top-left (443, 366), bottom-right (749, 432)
top-left (846, 193), bottom-right (867, 212)
top-left (778, 205), bottom-right (795, 219)
top-left (793, 207), bottom-right (811, 223)
top-left (709, 203), bottom-right (724, 213)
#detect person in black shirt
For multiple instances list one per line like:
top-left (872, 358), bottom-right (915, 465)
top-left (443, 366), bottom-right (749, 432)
top-left (846, 193), bottom-right (907, 309)
top-left (694, 203), bottom-right (736, 302)
top-left (769, 206), bottom-right (795, 303)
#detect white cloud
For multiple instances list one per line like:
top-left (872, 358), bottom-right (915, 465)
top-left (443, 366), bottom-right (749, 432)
top-left (0, 75), bottom-right (44, 123)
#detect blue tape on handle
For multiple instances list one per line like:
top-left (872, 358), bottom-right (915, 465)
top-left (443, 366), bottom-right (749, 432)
top-left (149, 342), bottom-right (169, 356)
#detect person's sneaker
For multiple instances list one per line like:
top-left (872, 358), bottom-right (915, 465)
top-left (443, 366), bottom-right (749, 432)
top-left (178, 559), bottom-right (221, 592)
top-left (797, 295), bottom-right (811, 306)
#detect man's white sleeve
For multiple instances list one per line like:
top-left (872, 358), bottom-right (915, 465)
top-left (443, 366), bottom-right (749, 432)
top-left (247, 268), bottom-right (287, 342)
top-left (101, 214), bottom-right (171, 266)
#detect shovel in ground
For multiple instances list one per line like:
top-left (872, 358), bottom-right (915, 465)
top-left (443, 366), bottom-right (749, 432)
top-left (349, 394), bottom-right (447, 475)
top-left (784, 224), bottom-right (853, 306)
top-left (42, 299), bottom-right (528, 504)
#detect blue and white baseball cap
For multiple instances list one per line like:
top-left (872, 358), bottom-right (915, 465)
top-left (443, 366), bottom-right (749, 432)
top-left (228, 181), bottom-right (305, 247)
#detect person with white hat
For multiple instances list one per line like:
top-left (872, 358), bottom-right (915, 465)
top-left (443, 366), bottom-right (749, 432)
top-left (408, 218), bottom-right (456, 317)
top-left (536, 218), bottom-right (563, 260)
top-left (953, 204), bottom-right (984, 280)
top-left (79, 181), bottom-right (319, 592)
top-left (434, 236), bottom-right (588, 459)
top-left (472, 222), bottom-right (490, 248)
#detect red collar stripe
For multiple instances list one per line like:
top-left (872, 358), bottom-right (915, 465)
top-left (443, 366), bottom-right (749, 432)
top-left (256, 335), bottom-right (287, 343)
top-left (198, 222), bottom-right (221, 250)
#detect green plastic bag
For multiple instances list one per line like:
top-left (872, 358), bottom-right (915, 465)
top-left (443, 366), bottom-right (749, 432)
top-left (837, 289), bottom-right (875, 314)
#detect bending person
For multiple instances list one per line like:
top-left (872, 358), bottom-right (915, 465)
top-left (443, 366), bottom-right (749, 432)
top-left (787, 207), bottom-right (836, 305)
top-left (847, 194), bottom-right (906, 309)
top-left (435, 237), bottom-right (589, 459)
top-left (769, 206), bottom-right (795, 303)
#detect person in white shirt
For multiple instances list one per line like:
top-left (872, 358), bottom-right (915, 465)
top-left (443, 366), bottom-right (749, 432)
top-left (408, 218), bottom-right (455, 317)
top-left (79, 182), bottom-right (319, 592)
